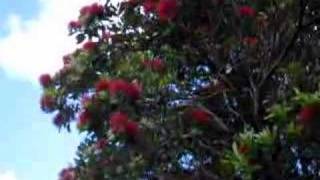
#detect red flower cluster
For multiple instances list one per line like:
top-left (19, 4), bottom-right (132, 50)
top-left (80, 3), bottom-right (104, 16)
top-left (90, 3), bottom-right (105, 16)
top-left (77, 110), bottom-right (91, 129)
top-left (53, 112), bottom-right (65, 128)
top-left (238, 144), bottom-right (250, 154)
top-left (142, 58), bottom-right (166, 73)
top-left (128, 0), bottom-right (139, 7)
top-left (189, 108), bottom-right (211, 125)
top-left (59, 167), bottom-right (76, 180)
top-left (125, 121), bottom-right (140, 136)
top-left (109, 79), bottom-right (142, 100)
top-left (298, 104), bottom-right (320, 124)
top-left (239, 5), bottom-right (256, 17)
top-left (242, 36), bottom-right (258, 46)
top-left (95, 138), bottom-right (108, 150)
top-left (95, 78), bottom-right (142, 100)
top-left (143, 0), bottom-right (158, 13)
top-left (68, 20), bottom-right (81, 29)
top-left (39, 73), bottom-right (52, 87)
top-left (143, 0), bottom-right (178, 21)
top-left (40, 94), bottom-right (56, 112)
top-left (157, 0), bottom-right (178, 21)
top-left (95, 79), bottom-right (109, 92)
top-left (110, 111), bottom-right (128, 133)
top-left (109, 111), bottom-right (139, 136)
top-left (82, 41), bottom-right (97, 52)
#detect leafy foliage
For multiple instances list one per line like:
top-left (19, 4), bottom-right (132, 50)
top-left (39, 0), bottom-right (320, 179)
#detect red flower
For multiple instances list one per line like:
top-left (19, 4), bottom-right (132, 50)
top-left (68, 21), bottom-right (81, 29)
top-left (298, 104), bottom-right (319, 124)
top-left (189, 108), bottom-right (211, 125)
top-left (107, 79), bottom-right (142, 100)
top-left (143, 58), bottom-right (166, 73)
top-left (80, 5), bottom-right (91, 16)
top-left (125, 121), bottom-right (139, 137)
top-left (238, 144), bottom-right (250, 154)
top-left (80, 3), bottom-right (104, 16)
top-left (128, 0), bottom-right (139, 7)
top-left (82, 41), bottom-right (97, 52)
top-left (59, 167), bottom-right (76, 180)
top-left (40, 94), bottom-right (56, 112)
top-left (157, 0), bottom-right (178, 21)
top-left (143, 0), bottom-right (158, 13)
top-left (77, 110), bottom-right (91, 128)
top-left (242, 36), bottom-right (258, 46)
top-left (63, 55), bottom-right (72, 65)
top-left (89, 3), bottom-right (104, 16)
top-left (109, 111), bottom-right (129, 133)
top-left (152, 58), bottom-right (166, 72)
top-left (125, 81), bottom-right (142, 100)
top-left (95, 138), bottom-right (108, 150)
top-left (53, 112), bottom-right (65, 127)
top-left (95, 79), bottom-right (109, 92)
top-left (108, 79), bottom-right (127, 96)
top-left (239, 6), bottom-right (256, 17)
top-left (39, 73), bottom-right (52, 87)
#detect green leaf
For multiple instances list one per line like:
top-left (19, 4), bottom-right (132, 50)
top-left (76, 33), bottom-right (86, 44)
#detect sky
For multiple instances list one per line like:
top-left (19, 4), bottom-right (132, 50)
top-left (0, 0), bottom-right (105, 179)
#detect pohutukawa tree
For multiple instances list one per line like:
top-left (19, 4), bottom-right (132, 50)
top-left (39, 0), bottom-right (320, 179)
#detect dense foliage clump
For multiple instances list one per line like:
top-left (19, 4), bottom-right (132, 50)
top-left (39, 0), bottom-right (320, 179)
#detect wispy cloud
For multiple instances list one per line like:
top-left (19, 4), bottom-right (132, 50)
top-left (0, 170), bottom-right (17, 180)
top-left (0, 0), bottom-right (102, 83)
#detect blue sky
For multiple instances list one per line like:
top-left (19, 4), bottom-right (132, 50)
top-left (0, 0), bottom-right (98, 179)
top-left (0, 70), bottom-right (80, 180)
top-left (0, 0), bottom-right (39, 36)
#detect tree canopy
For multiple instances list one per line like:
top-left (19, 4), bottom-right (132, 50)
top-left (39, 0), bottom-right (320, 179)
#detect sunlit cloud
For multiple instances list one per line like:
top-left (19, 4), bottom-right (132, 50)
top-left (0, 0), bottom-right (104, 84)
top-left (0, 170), bottom-right (17, 180)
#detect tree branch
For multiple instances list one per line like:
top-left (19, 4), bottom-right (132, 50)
top-left (258, 0), bottom-right (308, 88)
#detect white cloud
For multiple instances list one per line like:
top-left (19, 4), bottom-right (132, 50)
top-left (0, 0), bottom-right (105, 84)
top-left (0, 170), bottom-right (17, 180)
